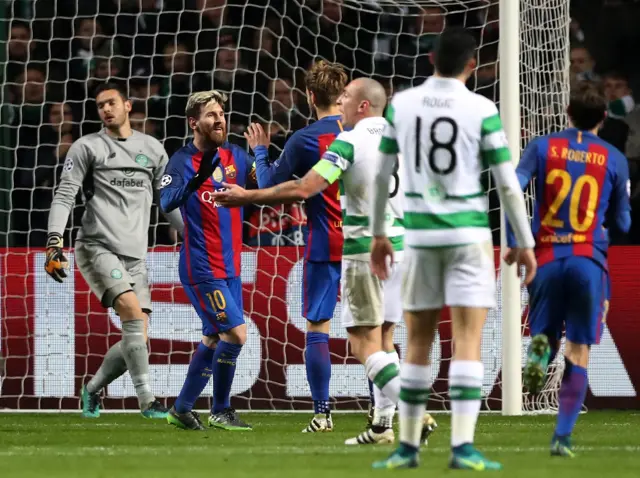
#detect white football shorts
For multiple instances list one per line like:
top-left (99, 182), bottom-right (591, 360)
top-left (341, 258), bottom-right (403, 328)
top-left (402, 241), bottom-right (496, 311)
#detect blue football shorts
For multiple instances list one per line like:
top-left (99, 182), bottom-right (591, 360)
top-left (527, 256), bottom-right (609, 346)
top-left (302, 260), bottom-right (341, 322)
top-left (183, 277), bottom-right (244, 335)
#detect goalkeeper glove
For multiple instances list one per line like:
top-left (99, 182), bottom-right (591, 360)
top-left (187, 148), bottom-right (221, 192)
top-left (44, 233), bottom-right (69, 283)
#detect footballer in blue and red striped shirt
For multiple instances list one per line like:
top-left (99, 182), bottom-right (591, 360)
top-left (160, 90), bottom-right (269, 431)
top-left (506, 82), bottom-right (630, 455)
top-left (251, 60), bottom-right (347, 431)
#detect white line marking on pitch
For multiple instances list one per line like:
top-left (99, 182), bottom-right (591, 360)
top-left (1, 445), bottom-right (639, 457)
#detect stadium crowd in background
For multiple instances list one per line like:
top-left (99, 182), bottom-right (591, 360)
top-left (3, 0), bottom-right (640, 246)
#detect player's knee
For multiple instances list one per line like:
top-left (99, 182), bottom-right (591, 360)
top-left (405, 319), bottom-right (437, 350)
top-left (114, 291), bottom-right (144, 320)
top-left (202, 335), bottom-right (219, 349)
top-left (381, 322), bottom-right (396, 352)
top-left (450, 326), bottom-right (482, 361)
top-left (221, 324), bottom-right (246, 345)
top-left (347, 326), bottom-right (380, 362)
top-left (406, 332), bottom-right (433, 353)
top-left (346, 334), bottom-right (362, 361)
top-left (564, 340), bottom-right (589, 368)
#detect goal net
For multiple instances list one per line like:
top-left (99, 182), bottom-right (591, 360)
top-left (0, 0), bottom-right (570, 412)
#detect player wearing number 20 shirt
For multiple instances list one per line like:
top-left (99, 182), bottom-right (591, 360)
top-left (509, 84), bottom-right (631, 353)
top-left (506, 80), bottom-right (631, 457)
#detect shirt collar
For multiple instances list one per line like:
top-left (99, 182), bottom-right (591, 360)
top-left (354, 116), bottom-right (385, 130)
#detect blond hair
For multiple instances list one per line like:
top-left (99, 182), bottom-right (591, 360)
top-left (185, 90), bottom-right (228, 119)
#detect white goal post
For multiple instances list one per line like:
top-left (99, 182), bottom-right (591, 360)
top-left (499, 0), bottom-right (523, 417)
top-left (501, 0), bottom-right (572, 415)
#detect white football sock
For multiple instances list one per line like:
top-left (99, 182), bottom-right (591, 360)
top-left (398, 363), bottom-right (432, 448)
top-left (365, 350), bottom-right (400, 404)
top-left (449, 360), bottom-right (483, 448)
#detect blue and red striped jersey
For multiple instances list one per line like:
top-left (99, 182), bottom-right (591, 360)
top-left (159, 141), bottom-right (268, 283)
top-left (255, 115), bottom-right (345, 262)
top-left (508, 128), bottom-right (631, 269)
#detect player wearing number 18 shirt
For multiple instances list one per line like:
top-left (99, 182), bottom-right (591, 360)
top-left (370, 28), bottom-right (535, 470)
top-left (506, 82), bottom-right (631, 457)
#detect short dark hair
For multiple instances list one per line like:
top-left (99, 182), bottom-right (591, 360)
top-left (10, 20), bottom-right (30, 32)
top-left (567, 81), bottom-right (607, 130)
top-left (94, 81), bottom-right (128, 101)
top-left (22, 63), bottom-right (46, 76)
top-left (571, 43), bottom-right (590, 53)
top-left (433, 27), bottom-right (477, 77)
top-left (603, 71), bottom-right (628, 83)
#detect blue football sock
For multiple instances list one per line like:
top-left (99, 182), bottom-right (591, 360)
top-left (555, 357), bottom-right (588, 437)
top-left (305, 331), bottom-right (331, 414)
top-left (174, 342), bottom-right (215, 413)
top-left (212, 341), bottom-right (242, 414)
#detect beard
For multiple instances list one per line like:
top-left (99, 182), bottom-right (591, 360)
top-left (196, 123), bottom-right (227, 148)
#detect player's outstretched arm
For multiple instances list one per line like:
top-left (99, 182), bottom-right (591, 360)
top-left (160, 150), bottom-right (220, 212)
top-left (45, 140), bottom-right (91, 282)
top-left (213, 169), bottom-right (329, 207)
top-left (253, 127), bottom-right (302, 188)
top-left (214, 135), bottom-right (350, 206)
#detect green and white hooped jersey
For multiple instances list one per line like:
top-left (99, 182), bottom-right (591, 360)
top-left (379, 76), bottom-right (511, 248)
top-left (313, 116), bottom-right (404, 261)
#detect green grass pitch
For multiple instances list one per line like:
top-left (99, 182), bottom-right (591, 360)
top-left (0, 411), bottom-right (639, 477)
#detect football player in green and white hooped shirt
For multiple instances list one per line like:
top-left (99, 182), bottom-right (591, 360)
top-left (370, 28), bottom-right (537, 471)
top-left (211, 78), bottom-right (434, 444)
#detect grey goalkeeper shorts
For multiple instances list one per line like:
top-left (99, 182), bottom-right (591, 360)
top-left (74, 241), bottom-right (152, 313)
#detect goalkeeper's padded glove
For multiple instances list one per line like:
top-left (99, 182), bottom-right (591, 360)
top-left (44, 233), bottom-right (69, 283)
top-left (187, 148), bottom-right (221, 193)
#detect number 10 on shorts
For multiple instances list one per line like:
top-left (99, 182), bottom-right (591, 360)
top-left (206, 290), bottom-right (227, 310)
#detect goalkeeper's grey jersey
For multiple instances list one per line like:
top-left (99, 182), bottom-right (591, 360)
top-left (48, 129), bottom-right (168, 259)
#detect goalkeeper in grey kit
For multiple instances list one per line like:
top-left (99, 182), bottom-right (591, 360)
top-left (45, 82), bottom-right (183, 418)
